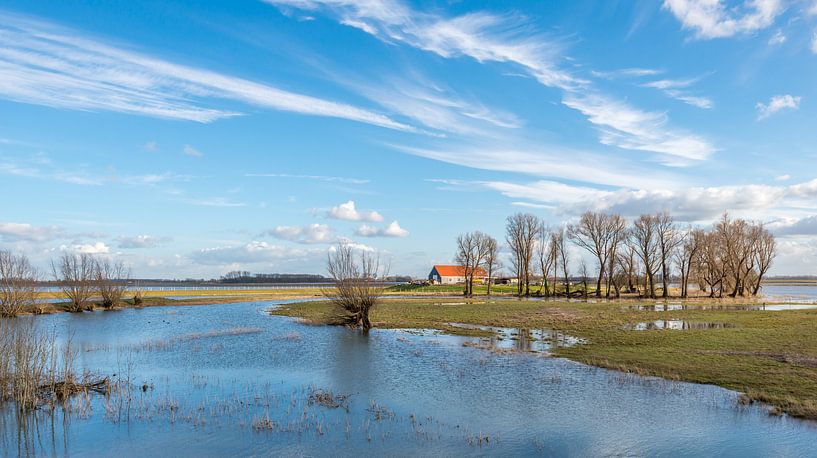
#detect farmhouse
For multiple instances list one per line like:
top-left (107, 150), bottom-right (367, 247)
top-left (428, 265), bottom-right (488, 285)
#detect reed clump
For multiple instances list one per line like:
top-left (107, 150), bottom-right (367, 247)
top-left (0, 320), bottom-right (108, 410)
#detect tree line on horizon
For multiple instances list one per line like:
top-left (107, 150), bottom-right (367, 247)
top-left (454, 211), bottom-right (777, 299)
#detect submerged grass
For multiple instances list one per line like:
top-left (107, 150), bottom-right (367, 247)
top-left (271, 297), bottom-right (817, 420)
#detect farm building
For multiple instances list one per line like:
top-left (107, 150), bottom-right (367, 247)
top-left (428, 265), bottom-right (488, 285)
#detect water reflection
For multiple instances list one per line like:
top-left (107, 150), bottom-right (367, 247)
top-left (625, 320), bottom-right (736, 331)
top-left (446, 323), bottom-right (586, 353)
top-left (626, 303), bottom-right (817, 312)
top-left (0, 405), bottom-right (74, 457)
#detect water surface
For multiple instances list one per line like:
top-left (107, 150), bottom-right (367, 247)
top-left (2, 300), bottom-right (817, 457)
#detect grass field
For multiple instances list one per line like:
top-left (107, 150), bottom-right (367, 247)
top-left (271, 297), bottom-right (817, 420)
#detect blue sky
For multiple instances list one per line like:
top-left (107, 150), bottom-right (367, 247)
top-left (2, 0), bottom-right (817, 278)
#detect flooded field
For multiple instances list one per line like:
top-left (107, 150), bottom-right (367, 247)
top-left (624, 320), bottom-right (736, 331)
top-left (626, 303), bottom-right (817, 312)
top-left (761, 284), bottom-right (817, 302)
top-left (2, 300), bottom-right (817, 456)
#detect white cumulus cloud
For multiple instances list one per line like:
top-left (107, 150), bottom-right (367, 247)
top-left (663, 0), bottom-right (783, 39)
top-left (266, 224), bottom-right (337, 244)
top-left (327, 201), bottom-right (383, 222)
top-left (62, 241), bottom-right (110, 254)
top-left (355, 221), bottom-right (410, 238)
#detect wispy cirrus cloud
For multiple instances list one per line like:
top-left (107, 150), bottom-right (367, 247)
top-left (180, 197), bottom-right (247, 208)
top-left (561, 93), bottom-right (716, 164)
top-left (263, 0), bottom-right (582, 91)
top-left (663, 0), bottom-right (783, 39)
top-left (768, 29), bottom-right (786, 45)
top-left (120, 172), bottom-right (194, 186)
top-left (641, 77), bottom-right (714, 109)
top-left (756, 94), bottom-right (801, 120)
top-left (350, 74), bottom-right (523, 136)
top-left (590, 68), bottom-right (663, 79)
top-left (246, 173), bottom-right (370, 185)
top-left (402, 143), bottom-right (683, 190)
top-left (267, 0), bottom-right (715, 164)
top-left (182, 145), bottom-right (204, 157)
top-left (0, 11), bottom-right (413, 131)
top-left (0, 154), bottom-right (100, 185)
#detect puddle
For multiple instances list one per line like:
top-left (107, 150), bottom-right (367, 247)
top-left (625, 320), bottom-right (736, 331)
top-left (445, 323), bottom-right (586, 353)
top-left (626, 303), bottom-right (817, 312)
top-left (755, 304), bottom-right (817, 311)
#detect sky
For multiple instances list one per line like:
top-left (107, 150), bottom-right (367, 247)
top-left (1, 0), bottom-right (817, 279)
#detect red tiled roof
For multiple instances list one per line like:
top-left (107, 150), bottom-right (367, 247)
top-left (433, 265), bottom-right (488, 277)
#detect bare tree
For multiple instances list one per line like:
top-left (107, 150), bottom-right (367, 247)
top-left (455, 232), bottom-right (476, 296)
top-left (655, 212), bottom-right (682, 298)
top-left (0, 251), bottom-right (38, 317)
top-left (609, 258), bottom-right (628, 299)
top-left (579, 260), bottom-right (589, 301)
top-left (95, 258), bottom-right (130, 309)
top-left (676, 228), bottom-right (703, 298)
top-left (716, 214), bottom-right (753, 297)
top-left (604, 215), bottom-right (627, 298)
top-left (484, 236), bottom-right (500, 296)
top-left (619, 243), bottom-right (638, 294)
top-left (505, 213), bottom-right (539, 296)
top-left (456, 231), bottom-right (492, 296)
top-left (52, 253), bottom-right (95, 312)
top-left (552, 228), bottom-right (571, 297)
top-left (631, 214), bottom-right (660, 298)
top-left (324, 243), bottom-right (388, 331)
top-left (695, 231), bottom-right (726, 297)
top-left (568, 212), bottom-right (623, 298)
top-left (536, 223), bottom-right (554, 296)
top-left (750, 224), bottom-right (776, 296)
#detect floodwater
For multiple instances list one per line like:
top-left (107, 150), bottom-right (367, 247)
top-left (624, 320), bottom-right (736, 331)
top-left (2, 300), bottom-right (817, 457)
top-left (446, 323), bottom-right (587, 353)
top-left (627, 303), bottom-right (817, 312)
top-left (761, 284), bottom-right (817, 302)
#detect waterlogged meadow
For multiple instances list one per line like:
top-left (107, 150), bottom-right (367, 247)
top-left (2, 300), bottom-right (817, 456)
